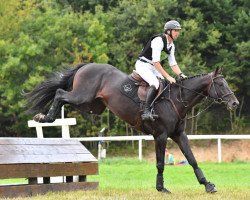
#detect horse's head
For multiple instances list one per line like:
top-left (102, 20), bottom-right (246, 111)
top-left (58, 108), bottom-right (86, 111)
top-left (208, 67), bottom-right (239, 110)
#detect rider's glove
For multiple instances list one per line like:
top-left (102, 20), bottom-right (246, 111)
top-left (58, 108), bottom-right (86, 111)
top-left (179, 73), bottom-right (187, 79)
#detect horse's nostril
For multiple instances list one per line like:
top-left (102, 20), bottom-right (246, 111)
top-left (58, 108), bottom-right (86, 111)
top-left (232, 102), bottom-right (238, 107)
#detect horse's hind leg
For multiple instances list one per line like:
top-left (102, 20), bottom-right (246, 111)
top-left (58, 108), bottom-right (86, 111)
top-left (33, 88), bottom-right (68, 122)
top-left (171, 133), bottom-right (217, 193)
top-left (34, 87), bottom-right (93, 122)
top-left (34, 86), bottom-right (106, 123)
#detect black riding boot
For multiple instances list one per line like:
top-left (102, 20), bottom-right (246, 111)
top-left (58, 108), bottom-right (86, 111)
top-left (141, 86), bottom-right (157, 121)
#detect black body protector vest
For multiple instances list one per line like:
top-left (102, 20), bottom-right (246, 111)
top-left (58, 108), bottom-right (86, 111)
top-left (139, 33), bottom-right (172, 61)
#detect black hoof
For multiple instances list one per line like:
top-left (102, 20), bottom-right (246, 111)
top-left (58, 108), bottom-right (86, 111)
top-left (33, 113), bottom-right (46, 122)
top-left (157, 188), bottom-right (171, 193)
top-left (33, 113), bottom-right (54, 123)
top-left (205, 182), bottom-right (217, 193)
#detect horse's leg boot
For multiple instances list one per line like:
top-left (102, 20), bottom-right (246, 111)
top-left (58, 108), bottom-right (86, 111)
top-left (141, 86), bottom-right (157, 121)
top-left (156, 174), bottom-right (171, 193)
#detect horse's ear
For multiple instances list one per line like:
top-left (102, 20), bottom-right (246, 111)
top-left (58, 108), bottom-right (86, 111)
top-left (220, 67), bottom-right (223, 74)
top-left (214, 66), bottom-right (222, 76)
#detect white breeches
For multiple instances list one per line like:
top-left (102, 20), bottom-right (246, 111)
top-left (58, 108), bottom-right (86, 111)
top-left (135, 60), bottom-right (164, 89)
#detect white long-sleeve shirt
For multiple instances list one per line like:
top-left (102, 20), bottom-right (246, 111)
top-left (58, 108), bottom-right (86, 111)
top-left (151, 36), bottom-right (177, 67)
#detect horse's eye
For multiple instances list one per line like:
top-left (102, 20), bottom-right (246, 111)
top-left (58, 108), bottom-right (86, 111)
top-left (218, 83), bottom-right (223, 87)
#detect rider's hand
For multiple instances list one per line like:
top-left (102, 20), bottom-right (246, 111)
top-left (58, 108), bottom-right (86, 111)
top-left (179, 73), bottom-right (187, 79)
top-left (167, 76), bottom-right (176, 84)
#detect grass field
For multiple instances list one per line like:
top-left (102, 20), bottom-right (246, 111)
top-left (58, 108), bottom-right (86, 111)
top-left (1, 158), bottom-right (250, 200)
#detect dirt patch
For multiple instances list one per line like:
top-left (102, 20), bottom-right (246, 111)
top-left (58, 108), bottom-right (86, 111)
top-left (144, 140), bottom-right (250, 163)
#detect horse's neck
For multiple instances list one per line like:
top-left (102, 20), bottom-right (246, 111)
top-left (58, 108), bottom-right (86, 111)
top-left (179, 74), bottom-right (211, 109)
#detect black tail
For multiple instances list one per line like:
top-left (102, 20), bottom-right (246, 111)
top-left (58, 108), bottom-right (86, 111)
top-left (24, 63), bottom-right (86, 114)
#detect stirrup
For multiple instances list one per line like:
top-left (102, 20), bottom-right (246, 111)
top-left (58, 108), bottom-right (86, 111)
top-left (141, 112), bottom-right (158, 121)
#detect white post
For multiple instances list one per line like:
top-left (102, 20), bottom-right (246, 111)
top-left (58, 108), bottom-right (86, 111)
top-left (62, 125), bottom-right (70, 138)
top-left (35, 126), bottom-right (44, 138)
top-left (139, 139), bottom-right (142, 161)
top-left (61, 106), bottom-right (64, 119)
top-left (218, 138), bottom-right (222, 163)
top-left (98, 142), bottom-right (101, 160)
top-left (98, 128), bottom-right (106, 161)
top-left (61, 106), bottom-right (69, 138)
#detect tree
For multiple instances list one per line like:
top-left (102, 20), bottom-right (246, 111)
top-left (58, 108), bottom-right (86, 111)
top-left (0, 0), bottom-right (110, 136)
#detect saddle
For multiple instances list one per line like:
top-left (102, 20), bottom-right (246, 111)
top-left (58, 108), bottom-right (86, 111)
top-left (120, 70), bottom-right (164, 104)
top-left (130, 70), bottom-right (164, 101)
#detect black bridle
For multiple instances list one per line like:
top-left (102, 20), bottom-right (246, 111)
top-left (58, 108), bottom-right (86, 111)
top-left (176, 75), bottom-right (234, 104)
top-left (206, 75), bottom-right (234, 104)
top-left (160, 74), bottom-right (235, 120)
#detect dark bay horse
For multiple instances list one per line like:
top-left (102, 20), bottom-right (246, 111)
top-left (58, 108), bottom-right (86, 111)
top-left (25, 63), bottom-right (239, 193)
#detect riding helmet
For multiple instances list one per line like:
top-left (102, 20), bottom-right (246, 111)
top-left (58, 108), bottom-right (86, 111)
top-left (164, 20), bottom-right (181, 31)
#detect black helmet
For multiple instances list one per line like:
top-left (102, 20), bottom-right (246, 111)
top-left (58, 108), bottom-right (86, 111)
top-left (164, 20), bottom-right (181, 31)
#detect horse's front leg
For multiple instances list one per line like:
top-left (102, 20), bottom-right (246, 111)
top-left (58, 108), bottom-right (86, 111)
top-left (154, 133), bottom-right (171, 193)
top-left (171, 132), bottom-right (217, 193)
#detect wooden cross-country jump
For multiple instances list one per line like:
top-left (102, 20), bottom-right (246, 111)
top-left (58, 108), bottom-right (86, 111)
top-left (0, 138), bottom-right (98, 198)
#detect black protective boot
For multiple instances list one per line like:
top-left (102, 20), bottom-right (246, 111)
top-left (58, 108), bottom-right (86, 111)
top-left (141, 86), bottom-right (157, 121)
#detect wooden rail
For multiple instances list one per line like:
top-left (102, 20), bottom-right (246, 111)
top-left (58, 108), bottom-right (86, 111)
top-left (0, 138), bottom-right (98, 198)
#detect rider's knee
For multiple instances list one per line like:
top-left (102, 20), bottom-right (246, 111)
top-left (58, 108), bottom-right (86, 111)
top-left (150, 80), bottom-right (159, 90)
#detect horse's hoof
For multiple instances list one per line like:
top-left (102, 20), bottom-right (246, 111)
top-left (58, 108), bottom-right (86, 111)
top-left (205, 182), bottom-right (217, 193)
top-left (157, 188), bottom-right (171, 193)
top-left (33, 113), bottom-right (45, 122)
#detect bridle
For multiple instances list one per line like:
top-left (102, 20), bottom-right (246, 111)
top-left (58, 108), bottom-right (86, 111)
top-left (206, 75), bottom-right (234, 104)
top-left (161, 74), bottom-right (234, 120)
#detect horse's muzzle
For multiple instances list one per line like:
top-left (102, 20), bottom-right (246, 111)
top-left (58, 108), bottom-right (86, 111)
top-left (227, 99), bottom-right (239, 111)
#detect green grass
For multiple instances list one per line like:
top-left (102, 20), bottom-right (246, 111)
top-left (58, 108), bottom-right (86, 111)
top-left (2, 158), bottom-right (250, 200)
top-left (0, 178), bottom-right (27, 185)
top-left (93, 158), bottom-right (250, 191)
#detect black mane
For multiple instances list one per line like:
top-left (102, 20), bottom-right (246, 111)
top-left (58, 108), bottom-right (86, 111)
top-left (178, 73), bottom-right (209, 81)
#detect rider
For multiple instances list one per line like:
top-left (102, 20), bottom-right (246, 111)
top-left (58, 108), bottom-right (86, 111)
top-left (135, 20), bottom-right (187, 121)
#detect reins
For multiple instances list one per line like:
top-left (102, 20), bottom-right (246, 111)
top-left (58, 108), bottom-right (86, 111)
top-left (158, 74), bottom-right (234, 120)
top-left (175, 75), bottom-right (233, 104)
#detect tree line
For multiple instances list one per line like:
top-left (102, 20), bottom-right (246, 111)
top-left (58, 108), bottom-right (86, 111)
top-left (0, 0), bottom-right (249, 137)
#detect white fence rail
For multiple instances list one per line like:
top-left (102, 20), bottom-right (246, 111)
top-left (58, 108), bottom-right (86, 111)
top-left (74, 135), bottom-right (250, 163)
